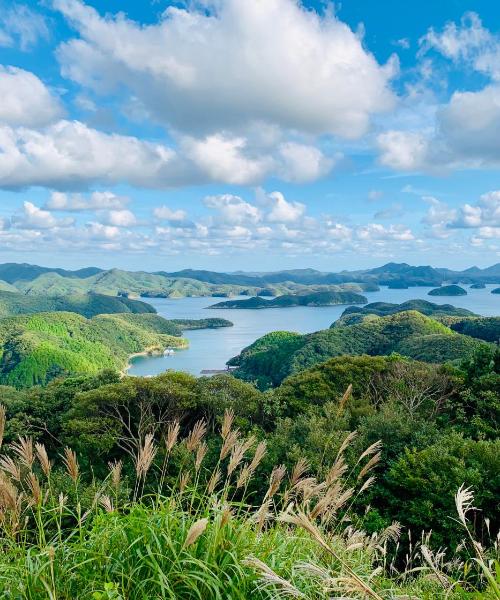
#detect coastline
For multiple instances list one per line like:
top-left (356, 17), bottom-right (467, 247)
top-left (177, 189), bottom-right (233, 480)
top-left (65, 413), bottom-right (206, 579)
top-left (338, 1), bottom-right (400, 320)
top-left (122, 340), bottom-right (189, 376)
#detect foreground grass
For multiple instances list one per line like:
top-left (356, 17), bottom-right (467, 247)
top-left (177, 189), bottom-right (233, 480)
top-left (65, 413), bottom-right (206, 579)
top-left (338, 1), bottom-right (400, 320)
top-left (0, 407), bottom-right (498, 599)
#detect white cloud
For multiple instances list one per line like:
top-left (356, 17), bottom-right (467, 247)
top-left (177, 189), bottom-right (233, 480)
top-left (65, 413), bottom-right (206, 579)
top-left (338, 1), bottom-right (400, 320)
top-left (0, 66), bottom-right (62, 127)
top-left (204, 194), bottom-right (262, 225)
top-left (85, 221), bottom-right (121, 240)
top-left (278, 142), bottom-right (336, 182)
top-left (0, 120), bottom-right (180, 189)
top-left (262, 191), bottom-right (306, 223)
top-left (378, 15), bottom-right (500, 173)
top-left (153, 206), bottom-right (188, 222)
top-left (420, 12), bottom-right (500, 80)
top-left (0, 4), bottom-right (50, 51)
top-left (377, 130), bottom-right (430, 171)
top-left (357, 223), bottom-right (414, 241)
top-left (182, 134), bottom-right (272, 185)
top-left (100, 209), bottom-right (137, 227)
top-left (449, 190), bottom-right (500, 228)
top-left (54, 0), bottom-right (396, 138)
top-left (12, 201), bottom-right (74, 230)
top-left (422, 196), bottom-right (457, 226)
top-left (46, 190), bottom-right (129, 211)
top-left (422, 191), bottom-right (500, 243)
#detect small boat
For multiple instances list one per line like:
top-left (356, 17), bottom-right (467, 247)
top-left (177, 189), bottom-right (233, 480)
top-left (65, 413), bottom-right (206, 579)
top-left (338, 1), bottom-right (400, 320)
top-left (163, 348), bottom-right (175, 356)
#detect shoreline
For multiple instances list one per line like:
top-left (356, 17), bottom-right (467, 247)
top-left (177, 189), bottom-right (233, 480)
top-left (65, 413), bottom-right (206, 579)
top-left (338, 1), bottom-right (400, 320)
top-left (122, 341), bottom-right (189, 376)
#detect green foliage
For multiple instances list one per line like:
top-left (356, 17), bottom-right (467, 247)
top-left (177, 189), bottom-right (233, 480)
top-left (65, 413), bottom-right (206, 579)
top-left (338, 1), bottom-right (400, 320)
top-left (441, 316), bottom-right (500, 343)
top-left (209, 290), bottom-right (367, 309)
top-left (428, 284), bottom-right (467, 296)
top-left (170, 318), bottom-right (233, 329)
top-left (0, 407), bottom-right (495, 599)
top-left (383, 434), bottom-right (500, 548)
top-left (232, 311), bottom-right (489, 387)
top-left (339, 299), bottom-right (476, 323)
top-left (0, 290), bottom-right (156, 318)
top-left (0, 312), bottom-right (187, 388)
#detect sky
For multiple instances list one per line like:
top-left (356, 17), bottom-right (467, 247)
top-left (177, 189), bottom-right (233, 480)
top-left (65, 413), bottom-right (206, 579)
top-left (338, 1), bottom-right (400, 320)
top-left (0, 0), bottom-right (500, 272)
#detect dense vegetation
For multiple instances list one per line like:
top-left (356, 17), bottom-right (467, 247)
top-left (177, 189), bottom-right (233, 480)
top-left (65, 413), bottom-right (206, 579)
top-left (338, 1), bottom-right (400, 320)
top-left (339, 299), bottom-right (475, 324)
top-left (229, 311), bottom-right (490, 387)
top-left (0, 344), bottom-right (498, 598)
top-left (209, 290), bottom-right (367, 309)
top-left (4, 261), bottom-right (500, 299)
top-left (0, 290), bottom-right (156, 318)
top-left (428, 284), bottom-right (467, 296)
top-left (0, 261), bottom-right (498, 597)
top-left (0, 313), bottom-right (231, 388)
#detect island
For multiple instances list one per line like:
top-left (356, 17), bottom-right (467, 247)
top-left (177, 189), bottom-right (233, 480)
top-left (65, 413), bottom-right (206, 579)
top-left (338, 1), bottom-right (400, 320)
top-left (428, 284), bottom-right (467, 296)
top-left (208, 290), bottom-right (367, 309)
top-left (0, 312), bottom-right (233, 388)
top-left (470, 283), bottom-right (486, 289)
top-left (492, 288), bottom-right (500, 294)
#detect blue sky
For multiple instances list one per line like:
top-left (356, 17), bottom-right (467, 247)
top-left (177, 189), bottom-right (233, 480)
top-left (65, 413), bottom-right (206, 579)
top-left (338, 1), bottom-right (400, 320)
top-left (0, 0), bottom-right (499, 271)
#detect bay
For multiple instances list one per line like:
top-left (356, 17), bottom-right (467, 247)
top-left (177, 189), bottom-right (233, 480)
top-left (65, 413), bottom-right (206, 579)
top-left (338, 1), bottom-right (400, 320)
top-left (128, 285), bottom-right (499, 377)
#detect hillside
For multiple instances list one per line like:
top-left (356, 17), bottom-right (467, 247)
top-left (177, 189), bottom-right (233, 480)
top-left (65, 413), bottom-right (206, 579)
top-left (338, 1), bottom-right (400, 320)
top-left (0, 313), bottom-right (233, 388)
top-left (0, 291), bottom-right (156, 318)
top-left (3, 261), bottom-right (500, 298)
top-left (0, 262), bottom-right (102, 283)
top-left (438, 316), bottom-right (500, 343)
top-left (338, 299), bottom-right (475, 325)
top-left (228, 311), bottom-right (489, 387)
top-left (209, 290), bottom-right (367, 309)
top-left (428, 285), bottom-right (467, 296)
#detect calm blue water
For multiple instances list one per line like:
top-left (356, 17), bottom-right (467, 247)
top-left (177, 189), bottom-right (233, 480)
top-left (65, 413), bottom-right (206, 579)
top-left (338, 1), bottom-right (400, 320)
top-left (128, 285), bottom-right (499, 377)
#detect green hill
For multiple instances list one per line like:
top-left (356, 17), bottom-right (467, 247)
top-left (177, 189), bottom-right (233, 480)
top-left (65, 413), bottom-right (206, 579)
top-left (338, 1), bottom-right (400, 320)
top-left (0, 291), bottom-right (156, 318)
top-left (338, 299), bottom-right (475, 326)
top-left (209, 290), bottom-right (367, 309)
top-left (0, 280), bottom-right (21, 293)
top-left (229, 311), bottom-right (489, 387)
top-left (428, 285), bottom-right (467, 296)
top-left (438, 316), bottom-right (500, 343)
top-left (0, 312), bottom-right (189, 388)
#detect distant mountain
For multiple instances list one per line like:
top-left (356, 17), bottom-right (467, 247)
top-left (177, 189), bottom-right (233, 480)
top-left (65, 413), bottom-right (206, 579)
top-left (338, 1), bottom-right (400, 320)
top-left (1, 261), bottom-right (500, 298)
top-left (0, 263), bottom-right (103, 284)
top-left (0, 291), bottom-right (156, 318)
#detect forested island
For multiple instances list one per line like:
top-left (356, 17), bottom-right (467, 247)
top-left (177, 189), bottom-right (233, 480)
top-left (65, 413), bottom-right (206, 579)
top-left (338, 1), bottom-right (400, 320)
top-left (2, 261), bottom-right (500, 298)
top-left (0, 312), bottom-right (232, 387)
top-left (209, 290), bottom-right (367, 309)
top-left (228, 310), bottom-right (492, 387)
top-left (0, 262), bottom-right (498, 599)
top-left (428, 284), bottom-right (468, 296)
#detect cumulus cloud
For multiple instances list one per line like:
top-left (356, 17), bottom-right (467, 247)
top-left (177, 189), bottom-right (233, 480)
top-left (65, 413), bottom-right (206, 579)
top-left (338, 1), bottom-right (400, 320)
top-left (422, 191), bottom-right (500, 243)
top-left (357, 223), bottom-right (414, 241)
top-left (0, 3), bottom-right (50, 51)
top-left (0, 188), bottom-right (423, 258)
top-left (378, 15), bottom-right (500, 172)
top-left (261, 191), bottom-right (306, 223)
top-left (182, 134), bottom-right (272, 185)
top-left (0, 120), bottom-right (182, 189)
top-left (54, 0), bottom-right (396, 137)
top-left (11, 201), bottom-right (74, 230)
top-left (46, 190), bottom-right (129, 211)
top-left (204, 194), bottom-right (262, 225)
top-left (277, 142), bottom-right (337, 183)
top-left (420, 12), bottom-right (500, 80)
top-left (0, 66), bottom-right (62, 127)
top-left (99, 209), bottom-right (137, 227)
top-left (153, 206), bottom-right (188, 222)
